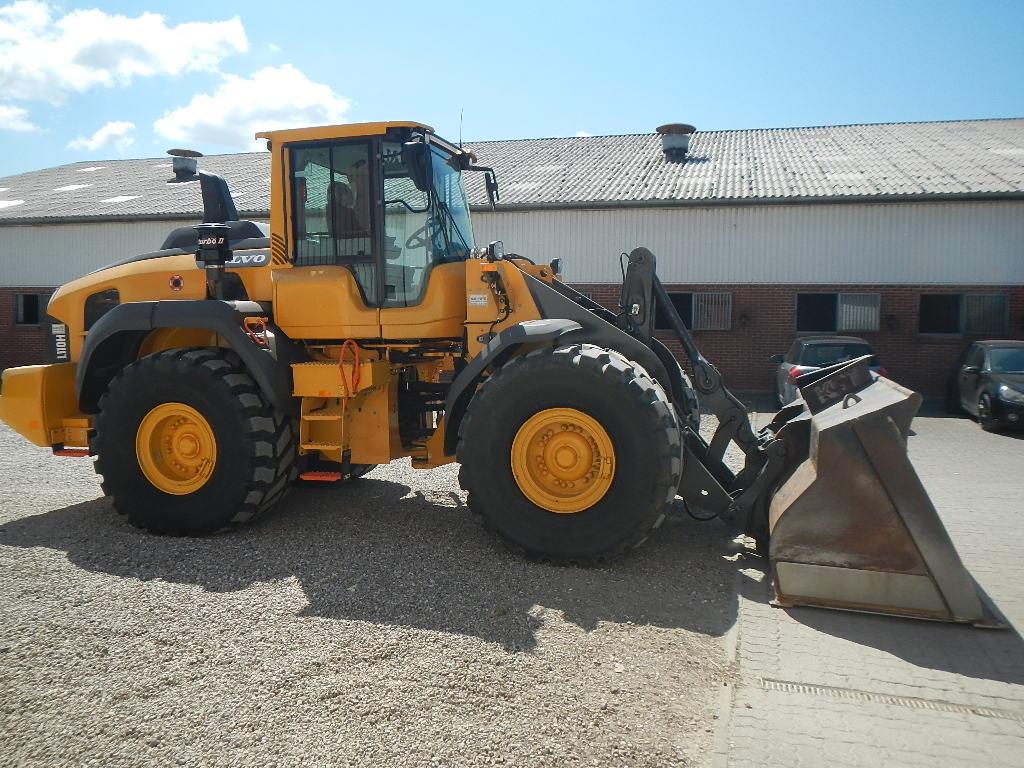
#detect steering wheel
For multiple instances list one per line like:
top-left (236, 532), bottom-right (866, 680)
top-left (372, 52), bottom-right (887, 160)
top-left (405, 222), bottom-right (433, 250)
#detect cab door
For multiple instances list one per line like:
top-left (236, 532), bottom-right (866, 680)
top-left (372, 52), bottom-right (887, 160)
top-left (378, 141), bottom-right (469, 340)
top-left (272, 139), bottom-right (381, 339)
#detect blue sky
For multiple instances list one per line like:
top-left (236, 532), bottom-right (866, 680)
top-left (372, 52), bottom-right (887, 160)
top-left (1, 0), bottom-right (1022, 178)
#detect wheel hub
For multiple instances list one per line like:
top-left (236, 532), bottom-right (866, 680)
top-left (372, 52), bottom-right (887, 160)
top-left (136, 403), bottom-right (217, 495)
top-left (511, 408), bottom-right (615, 514)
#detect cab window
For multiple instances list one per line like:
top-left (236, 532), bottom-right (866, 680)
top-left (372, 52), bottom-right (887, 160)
top-left (291, 141), bottom-right (375, 302)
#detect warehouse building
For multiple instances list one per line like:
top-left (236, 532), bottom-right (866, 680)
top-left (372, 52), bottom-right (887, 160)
top-left (1, 118), bottom-right (1022, 396)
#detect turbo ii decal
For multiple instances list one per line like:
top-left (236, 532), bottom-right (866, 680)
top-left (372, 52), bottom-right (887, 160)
top-left (225, 250), bottom-right (270, 268)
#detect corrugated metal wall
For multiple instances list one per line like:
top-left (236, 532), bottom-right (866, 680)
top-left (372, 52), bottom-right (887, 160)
top-left (472, 200), bottom-right (1024, 285)
top-left (0, 220), bottom-right (267, 287)
top-left (1, 201), bottom-right (1022, 287)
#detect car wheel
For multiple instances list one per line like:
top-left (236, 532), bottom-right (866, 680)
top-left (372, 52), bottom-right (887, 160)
top-left (978, 394), bottom-right (999, 432)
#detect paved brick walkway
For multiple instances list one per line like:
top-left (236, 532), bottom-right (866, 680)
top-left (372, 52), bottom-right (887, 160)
top-left (717, 414), bottom-right (1024, 768)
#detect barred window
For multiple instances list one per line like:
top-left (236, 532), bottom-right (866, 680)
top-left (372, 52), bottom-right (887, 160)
top-left (797, 292), bottom-right (879, 333)
top-left (693, 292), bottom-right (732, 330)
top-left (963, 294), bottom-right (1007, 335)
top-left (918, 293), bottom-right (1008, 335)
top-left (654, 291), bottom-right (732, 331)
top-left (837, 293), bottom-right (880, 332)
top-left (919, 294), bottom-right (961, 334)
top-left (796, 293), bottom-right (837, 332)
top-left (654, 292), bottom-right (692, 331)
top-left (15, 293), bottom-right (50, 325)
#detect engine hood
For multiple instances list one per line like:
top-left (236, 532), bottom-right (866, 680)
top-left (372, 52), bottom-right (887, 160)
top-left (990, 372), bottom-right (1024, 390)
top-left (47, 252), bottom-right (206, 326)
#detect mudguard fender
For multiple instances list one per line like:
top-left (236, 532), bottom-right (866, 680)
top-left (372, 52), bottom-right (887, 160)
top-left (441, 319), bottom-right (582, 455)
top-left (76, 300), bottom-right (292, 413)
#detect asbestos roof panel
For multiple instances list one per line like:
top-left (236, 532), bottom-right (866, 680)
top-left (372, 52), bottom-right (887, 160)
top-left (1, 118), bottom-right (1022, 223)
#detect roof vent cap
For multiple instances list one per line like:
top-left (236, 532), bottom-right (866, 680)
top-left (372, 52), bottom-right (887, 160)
top-left (168, 148), bottom-right (203, 183)
top-left (656, 123), bottom-right (696, 162)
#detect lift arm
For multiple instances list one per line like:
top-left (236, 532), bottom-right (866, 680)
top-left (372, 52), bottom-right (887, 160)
top-left (616, 247), bottom-right (798, 539)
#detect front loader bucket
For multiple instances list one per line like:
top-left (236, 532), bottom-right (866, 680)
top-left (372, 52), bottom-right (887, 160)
top-left (769, 358), bottom-right (990, 624)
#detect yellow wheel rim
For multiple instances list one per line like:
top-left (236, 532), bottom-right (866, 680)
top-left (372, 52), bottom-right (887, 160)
top-left (511, 407), bottom-right (616, 514)
top-left (135, 402), bottom-right (217, 495)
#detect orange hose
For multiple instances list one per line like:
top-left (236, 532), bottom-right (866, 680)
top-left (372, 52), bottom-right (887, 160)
top-left (338, 339), bottom-right (361, 399)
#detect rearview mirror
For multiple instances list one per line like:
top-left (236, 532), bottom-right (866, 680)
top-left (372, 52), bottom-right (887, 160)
top-left (484, 170), bottom-right (500, 208)
top-left (402, 141), bottom-right (432, 192)
top-left (769, 354), bottom-right (784, 366)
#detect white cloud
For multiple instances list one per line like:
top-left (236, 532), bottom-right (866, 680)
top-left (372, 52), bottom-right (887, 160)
top-left (0, 1), bottom-right (248, 103)
top-left (575, 131), bottom-right (593, 137)
top-left (67, 120), bottom-right (136, 152)
top-left (0, 102), bottom-right (37, 131)
top-left (154, 65), bottom-right (352, 150)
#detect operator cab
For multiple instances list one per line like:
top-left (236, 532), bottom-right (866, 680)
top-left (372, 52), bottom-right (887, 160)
top-left (260, 122), bottom-right (494, 311)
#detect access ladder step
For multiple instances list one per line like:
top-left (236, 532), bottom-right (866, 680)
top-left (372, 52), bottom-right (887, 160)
top-left (299, 471), bottom-right (344, 482)
top-left (301, 442), bottom-right (342, 451)
top-left (302, 413), bottom-right (342, 421)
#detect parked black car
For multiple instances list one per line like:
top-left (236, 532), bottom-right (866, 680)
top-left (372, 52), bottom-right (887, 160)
top-left (956, 340), bottom-right (1024, 431)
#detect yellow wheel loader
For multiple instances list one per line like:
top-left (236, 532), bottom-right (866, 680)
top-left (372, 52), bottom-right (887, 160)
top-left (0, 121), bottom-right (996, 625)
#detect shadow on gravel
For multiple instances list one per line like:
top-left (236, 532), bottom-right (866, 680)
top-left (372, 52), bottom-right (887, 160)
top-left (739, 556), bottom-right (1024, 687)
top-left (0, 478), bottom-right (740, 652)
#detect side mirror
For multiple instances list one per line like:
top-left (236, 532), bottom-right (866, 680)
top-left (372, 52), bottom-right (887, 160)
top-left (549, 257), bottom-right (562, 275)
top-left (769, 354), bottom-right (784, 366)
top-left (484, 170), bottom-right (499, 209)
top-left (962, 365), bottom-right (980, 374)
top-left (402, 141), bottom-right (432, 192)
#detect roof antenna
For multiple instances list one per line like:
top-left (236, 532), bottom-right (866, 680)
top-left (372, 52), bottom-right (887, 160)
top-left (459, 108), bottom-right (464, 149)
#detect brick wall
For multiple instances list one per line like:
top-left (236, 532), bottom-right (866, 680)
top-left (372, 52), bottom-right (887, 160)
top-left (0, 287), bottom-right (55, 371)
top-left (3, 283), bottom-right (1022, 398)
top-left (572, 282), bottom-right (1024, 396)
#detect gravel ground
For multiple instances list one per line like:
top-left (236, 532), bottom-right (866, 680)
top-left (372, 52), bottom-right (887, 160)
top-left (0, 422), bottom-right (740, 767)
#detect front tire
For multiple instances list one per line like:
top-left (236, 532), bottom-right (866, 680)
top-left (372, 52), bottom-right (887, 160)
top-left (978, 394), bottom-right (999, 432)
top-left (91, 348), bottom-right (296, 535)
top-left (457, 344), bottom-right (683, 564)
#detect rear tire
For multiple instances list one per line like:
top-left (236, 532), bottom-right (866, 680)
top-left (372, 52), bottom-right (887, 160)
top-left (457, 344), bottom-right (683, 564)
top-left (91, 348), bottom-right (296, 535)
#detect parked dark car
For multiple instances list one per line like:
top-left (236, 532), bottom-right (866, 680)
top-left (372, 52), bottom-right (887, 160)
top-left (956, 340), bottom-right (1024, 431)
top-left (769, 336), bottom-right (885, 406)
